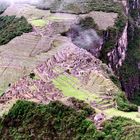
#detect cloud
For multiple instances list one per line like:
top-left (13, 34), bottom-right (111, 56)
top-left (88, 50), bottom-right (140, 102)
top-left (1, 0), bottom-right (40, 5)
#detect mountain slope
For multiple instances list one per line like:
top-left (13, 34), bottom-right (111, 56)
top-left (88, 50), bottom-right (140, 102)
top-left (0, 0), bottom-right (140, 138)
top-left (0, 100), bottom-right (139, 140)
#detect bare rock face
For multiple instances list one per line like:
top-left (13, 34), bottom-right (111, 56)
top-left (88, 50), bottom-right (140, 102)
top-left (108, 23), bottom-right (128, 69)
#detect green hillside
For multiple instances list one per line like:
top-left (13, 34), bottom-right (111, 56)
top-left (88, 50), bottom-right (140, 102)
top-left (0, 100), bottom-right (140, 140)
top-left (0, 16), bottom-right (32, 45)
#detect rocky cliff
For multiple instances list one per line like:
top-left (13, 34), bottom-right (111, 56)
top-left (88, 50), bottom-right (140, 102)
top-left (106, 23), bottom-right (128, 70)
top-left (118, 0), bottom-right (140, 100)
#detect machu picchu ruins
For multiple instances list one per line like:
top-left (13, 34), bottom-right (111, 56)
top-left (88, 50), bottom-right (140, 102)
top-left (0, 0), bottom-right (140, 139)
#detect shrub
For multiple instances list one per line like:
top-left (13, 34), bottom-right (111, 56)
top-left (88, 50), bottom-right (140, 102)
top-left (79, 17), bottom-right (98, 30)
top-left (68, 97), bottom-right (95, 117)
top-left (0, 100), bottom-right (99, 140)
top-left (110, 75), bottom-right (121, 88)
top-left (0, 100), bottom-right (140, 139)
top-left (102, 116), bottom-right (140, 140)
top-left (115, 92), bottom-right (137, 111)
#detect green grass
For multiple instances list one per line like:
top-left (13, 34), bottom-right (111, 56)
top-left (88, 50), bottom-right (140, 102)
top-left (53, 74), bottom-right (99, 101)
top-left (0, 100), bottom-right (100, 139)
top-left (30, 19), bottom-right (48, 27)
top-left (105, 108), bottom-right (140, 123)
top-left (30, 16), bottom-right (71, 27)
top-left (53, 75), bottom-right (140, 123)
top-left (48, 16), bottom-right (65, 20)
top-left (30, 15), bottom-right (76, 27)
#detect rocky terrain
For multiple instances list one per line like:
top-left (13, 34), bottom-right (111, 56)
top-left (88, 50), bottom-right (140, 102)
top-left (0, 0), bottom-right (140, 139)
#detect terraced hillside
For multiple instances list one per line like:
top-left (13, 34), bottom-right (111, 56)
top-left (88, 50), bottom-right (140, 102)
top-left (0, 34), bottom-right (69, 94)
top-left (0, 40), bottom-right (118, 102)
top-left (2, 3), bottom-right (118, 30)
top-left (0, 38), bottom-right (136, 122)
top-left (0, 3), bottom-right (119, 93)
top-left (0, 0), bottom-right (140, 127)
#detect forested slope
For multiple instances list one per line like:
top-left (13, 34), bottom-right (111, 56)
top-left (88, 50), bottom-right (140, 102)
top-left (0, 16), bottom-right (32, 45)
top-left (0, 100), bottom-right (140, 140)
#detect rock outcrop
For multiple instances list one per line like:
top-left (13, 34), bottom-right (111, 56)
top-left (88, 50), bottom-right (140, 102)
top-left (108, 23), bottom-right (128, 69)
top-left (118, 0), bottom-right (140, 98)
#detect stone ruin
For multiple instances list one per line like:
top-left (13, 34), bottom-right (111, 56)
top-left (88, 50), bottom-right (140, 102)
top-left (93, 113), bottom-right (106, 130)
top-left (0, 36), bottom-right (118, 112)
top-left (0, 75), bottom-right (63, 104)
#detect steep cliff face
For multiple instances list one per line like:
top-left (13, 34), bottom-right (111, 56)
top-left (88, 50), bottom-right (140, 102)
top-left (118, 0), bottom-right (140, 100)
top-left (100, 1), bottom-right (128, 70)
top-left (107, 23), bottom-right (128, 69)
top-left (97, 0), bottom-right (140, 100)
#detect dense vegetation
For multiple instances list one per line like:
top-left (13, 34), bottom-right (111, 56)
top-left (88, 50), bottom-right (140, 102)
top-left (79, 17), bottom-right (99, 31)
top-left (103, 116), bottom-right (140, 140)
top-left (0, 16), bottom-right (32, 45)
top-left (0, 100), bottom-right (103, 140)
top-left (115, 92), bottom-right (137, 112)
top-left (90, 0), bottom-right (124, 13)
top-left (38, 0), bottom-right (124, 14)
top-left (68, 97), bottom-right (95, 116)
top-left (0, 100), bottom-right (140, 140)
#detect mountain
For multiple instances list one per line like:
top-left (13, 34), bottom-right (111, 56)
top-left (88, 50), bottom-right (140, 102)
top-left (0, 0), bottom-right (140, 139)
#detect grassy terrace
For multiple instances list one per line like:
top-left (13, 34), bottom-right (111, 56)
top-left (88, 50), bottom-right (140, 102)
top-left (52, 74), bottom-right (140, 122)
top-left (105, 108), bottom-right (140, 123)
top-left (29, 16), bottom-right (71, 27)
top-left (53, 74), bottom-right (99, 101)
top-left (30, 19), bottom-right (48, 27)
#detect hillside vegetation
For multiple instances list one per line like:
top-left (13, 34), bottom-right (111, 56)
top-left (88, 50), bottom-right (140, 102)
top-left (0, 100), bottom-right (140, 140)
top-left (0, 16), bottom-right (32, 45)
top-left (0, 100), bottom-right (101, 140)
top-left (38, 0), bottom-right (123, 14)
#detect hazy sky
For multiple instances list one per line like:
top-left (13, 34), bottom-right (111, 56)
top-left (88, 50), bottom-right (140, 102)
top-left (2, 0), bottom-right (40, 4)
